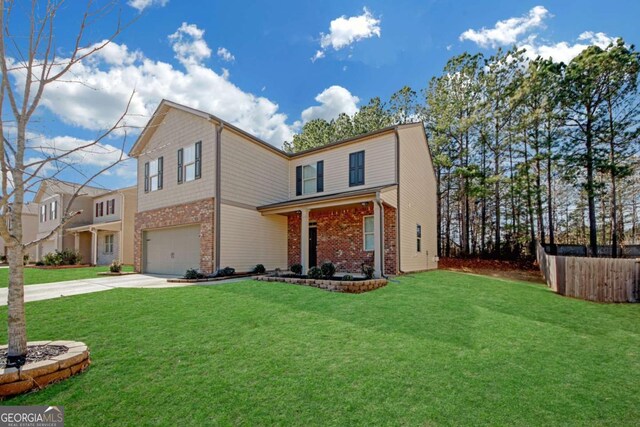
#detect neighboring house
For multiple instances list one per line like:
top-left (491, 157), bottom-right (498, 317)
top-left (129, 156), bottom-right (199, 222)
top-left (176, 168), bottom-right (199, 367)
top-left (66, 186), bottom-right (137, 265)
top-left (33, 180), bottom-right (137, 266)
top-left (0, 203), bottom-right (39, 261)
top-left (129, 100), bottom-right (438, 277)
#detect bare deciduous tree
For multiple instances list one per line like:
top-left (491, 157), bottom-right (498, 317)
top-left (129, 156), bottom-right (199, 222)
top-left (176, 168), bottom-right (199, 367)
top-left (0, 0), bottom-right (134, 366)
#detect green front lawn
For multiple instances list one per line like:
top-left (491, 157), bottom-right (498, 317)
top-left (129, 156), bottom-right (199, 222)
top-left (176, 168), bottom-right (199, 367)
top-left (0, 265), bottom-right (134, 287)
top-left (1, 271), bottom-right (638, 426)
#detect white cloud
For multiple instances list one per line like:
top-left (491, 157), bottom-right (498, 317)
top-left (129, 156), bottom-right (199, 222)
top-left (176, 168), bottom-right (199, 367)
top-left (520, 31), bottom-right (616, 63)
top-left (128, 0), bottom-right (168, 12)
top-left (313, 7), bottom-right (381, 61)
top-left (169, 23), bottom-right (212, 66)
top-left (460, 5), bottom-right (550, 48)
top-left (217, 47), bottom-right (235, 62)
top-left (14, 23), bottom-right (295, 146)
top-left (300, 86), bottom-right (359, 123)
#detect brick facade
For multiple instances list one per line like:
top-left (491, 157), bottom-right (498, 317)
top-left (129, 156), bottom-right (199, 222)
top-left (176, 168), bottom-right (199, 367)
top-left (287, 203), bottom-right (398, 275)
top-left (134, 198), bottom-right (215, 274)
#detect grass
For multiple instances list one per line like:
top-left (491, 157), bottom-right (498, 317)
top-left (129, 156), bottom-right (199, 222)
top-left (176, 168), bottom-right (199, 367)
top-left (0, 271), bottom-right (638, 426)
top-left (0, 265), bottom-right (134, 287)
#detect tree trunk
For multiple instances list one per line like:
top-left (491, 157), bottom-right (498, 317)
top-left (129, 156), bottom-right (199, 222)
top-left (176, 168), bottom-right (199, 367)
top-left (586, 118), bottom-right (598, 257)
top-left (546, 122), bottom-right (555, 253)
top-left (6, 245), bottom-right (27, 365)
top-left (534, 127), bottom-right (545, 246)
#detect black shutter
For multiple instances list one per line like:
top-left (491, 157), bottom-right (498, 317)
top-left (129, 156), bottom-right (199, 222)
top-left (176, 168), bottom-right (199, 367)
top-left (177, 148), bottom-right (184, 184)
top-left (157, 156), bottom-right (164, 190)
top-left (296, 165), bottom-right (302, 196)
top-left (95, 203), bottom-right (99, 217)
top-left (316, 161), bottom-right (324, 192)
top-left (357, 151), bottom-right (365, 185)
top-left (349, 153), bottom-right (357, 186)
top-left (195, 141), bottom-right (202, 179)
top-left (111, 199), bottom-right (116, 214)
top-left (144, 162), bottom-right (149, 193)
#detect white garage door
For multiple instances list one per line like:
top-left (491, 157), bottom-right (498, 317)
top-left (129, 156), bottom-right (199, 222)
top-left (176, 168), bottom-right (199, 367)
top-left (143, 225), bottom-right (201, 275)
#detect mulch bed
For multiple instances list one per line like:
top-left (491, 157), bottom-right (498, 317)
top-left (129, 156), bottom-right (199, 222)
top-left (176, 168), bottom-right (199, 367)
top-left (439, 257), bottom-right (544, 284)
top-left (0, 345), bottom-right (68, 368)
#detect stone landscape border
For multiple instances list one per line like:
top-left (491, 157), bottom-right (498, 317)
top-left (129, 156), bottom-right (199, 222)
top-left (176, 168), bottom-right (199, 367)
top-left (0, 341), bottom-right (90, 399)
top-left (255, 276), bottom-right (387, 293)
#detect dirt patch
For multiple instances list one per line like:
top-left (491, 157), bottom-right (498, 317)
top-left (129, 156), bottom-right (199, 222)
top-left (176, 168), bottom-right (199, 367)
top-left (439, 257), bottom-right (544, 284)
top-left (0, 345), bottom-right (68, 368)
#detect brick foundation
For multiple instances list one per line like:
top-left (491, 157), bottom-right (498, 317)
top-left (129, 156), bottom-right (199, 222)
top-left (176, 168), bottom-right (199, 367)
top-left (134, 198), bottom-right (215, 274)
top-left (287, 204), bottom-right (398, 274)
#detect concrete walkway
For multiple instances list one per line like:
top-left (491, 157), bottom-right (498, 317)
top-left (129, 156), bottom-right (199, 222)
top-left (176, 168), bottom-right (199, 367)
top-left (0, 274), bottom-right (246, 306)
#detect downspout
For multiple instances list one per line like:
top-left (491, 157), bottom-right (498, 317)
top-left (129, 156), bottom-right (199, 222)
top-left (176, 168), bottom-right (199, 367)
top-left (214, 122), bottom-right (224, 272)
top-left (394, 128), bottom-right (403, 274)
top-left (375, 192), bottom-right (386, 278)
top-left (90, 227), bottom-right (98, 266)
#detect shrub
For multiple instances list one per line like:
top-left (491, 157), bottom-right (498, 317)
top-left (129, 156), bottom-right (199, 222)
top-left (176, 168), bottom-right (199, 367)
top-left (253, 264), bottom-right (266, 274)
top-left (213, 266), bottom-right (235, 278)
top-left (184, 268), bottom-right (206, 280)
top-left (274, 268), bottom-right (282, 277)
top-left (109, 260), bottom-right (122, 273)
top-left (320, 262), bottom-right (336, 279)
top-left (290, 263), bottom-right (303, 275)
top-left (307, 266), bottom-right (322, 279)
top-left (43, 249), bottom-right (82, 266)
top-left (342, 274), bottom-right (354, 281)
top-left (35, 261), bottom-right (44, 266)
top-left (361, 263), bottom-right (375, 279)
top-left (0, 255), bottom-right (6, 263)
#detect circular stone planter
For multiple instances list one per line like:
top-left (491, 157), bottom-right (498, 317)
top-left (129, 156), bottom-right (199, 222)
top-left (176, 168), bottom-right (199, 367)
top-left (0, 341), bottom-right (90, 399)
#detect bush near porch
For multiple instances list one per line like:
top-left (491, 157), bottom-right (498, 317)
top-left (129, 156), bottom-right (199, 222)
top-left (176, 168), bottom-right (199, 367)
top-left (1, 270), bottom-right (638, 425)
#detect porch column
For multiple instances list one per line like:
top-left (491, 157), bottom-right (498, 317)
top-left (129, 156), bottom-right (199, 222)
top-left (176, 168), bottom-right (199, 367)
top-left (118, 228), bottom-right (124, 263)
top-left (300, 208), bottom-right (309, 273)
top-left (74, 232), bottom-right (80, 252)
top-left (373, 201), bottom-right (382, 278)
top-left (90, 229), bottom-right (97, 266)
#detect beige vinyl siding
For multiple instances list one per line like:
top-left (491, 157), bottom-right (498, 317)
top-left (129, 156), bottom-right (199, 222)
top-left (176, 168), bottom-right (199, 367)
top-left (121, 188), bottom-right (137, 264)
top-left (398, 126), bottom-right (438, 272)
top-left (137, 109), bottom-right (216, 212)
top-left (288, 132), bottom-right (397, 199)
top-left (36, 195), bottom-right (62, 236)
top-left (92, 193), bottom-right (123, 224)
top-left (220, 129), bottom-right (289, 206)
top-left (219, 204), bottom-right (287, 272)
top-left (380, 187), bottom-right (398, 208)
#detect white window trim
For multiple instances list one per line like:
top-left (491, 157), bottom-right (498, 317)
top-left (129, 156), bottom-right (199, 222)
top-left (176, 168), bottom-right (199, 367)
top-left (363, 215), bottom-right (375, 252)
top-left (105, 234), bottom-right (114, 254)
top-left (149, 159), bottom-right (160, 192)
top-left (182, 144), bottom-right (197, 183)
top-left (50, 201), bottom-right (57, 220)
top-left (40, 205), bottom-right (46, 223)
top-left (417, 224), bottom-right (422, 253)
top-left (302, 164), bottom-right (317, 195)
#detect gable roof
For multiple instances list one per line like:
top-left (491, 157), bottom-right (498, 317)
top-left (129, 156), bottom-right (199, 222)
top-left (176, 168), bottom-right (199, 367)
top-left (34, 179), bottom-right (111, 203)
top-left (129, 99), bottom-right (425, 160)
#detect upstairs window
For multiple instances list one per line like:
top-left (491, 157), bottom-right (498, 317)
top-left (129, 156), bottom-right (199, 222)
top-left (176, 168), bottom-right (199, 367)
top-left (106, 199), bottom-right (116, 215)
top-left (349, 151), bottom-right (365, 187)
top-left (144, 157), bottom-right (163, 192)
top-left (178, 141), bottom-right (202, 184)
top-left (295, 161), bottom-right (324, 196)
top-left (50, 200), bottom-right (58, 220)
top-left (363, 216), bottom-right (374, 251)
top-left (417, 224), bottom-right (422, 252)
top-left (40, 205), bottom-right (47, 223)
top-left (95, 201), bottom-right (104, 217)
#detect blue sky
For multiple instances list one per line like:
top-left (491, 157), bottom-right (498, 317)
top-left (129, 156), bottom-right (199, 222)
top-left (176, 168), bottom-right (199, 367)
top-left (10, 0), bottom-right (640, 193)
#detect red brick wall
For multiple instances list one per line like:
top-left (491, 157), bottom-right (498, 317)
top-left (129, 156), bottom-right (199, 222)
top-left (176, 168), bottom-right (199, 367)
top-left (134, 198), bottom-right (215, 274)
top-left (287, 203), bottom-right (398, 274)
top-left (384, 206), bottom-right (397, 275)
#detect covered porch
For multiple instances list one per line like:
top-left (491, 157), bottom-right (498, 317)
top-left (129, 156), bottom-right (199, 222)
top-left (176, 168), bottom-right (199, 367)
top-left (67, 220), bottom-right (123, 266)
top-left (258, 186), bottom-right (397, 278)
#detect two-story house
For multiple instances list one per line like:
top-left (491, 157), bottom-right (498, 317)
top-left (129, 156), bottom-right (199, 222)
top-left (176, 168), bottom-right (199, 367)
top-left (33, 180), bottom-right (137, 266)
top-left (34, 180), bottom-right (110, 261)
top-left (66, 186), bottom-right (137, 265)
top-left (129, 100), bottom-right (437, 277)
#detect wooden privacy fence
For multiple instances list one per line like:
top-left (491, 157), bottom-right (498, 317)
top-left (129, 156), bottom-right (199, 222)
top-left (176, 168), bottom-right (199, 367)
top-left (537, 245), bottom-right (639, 303)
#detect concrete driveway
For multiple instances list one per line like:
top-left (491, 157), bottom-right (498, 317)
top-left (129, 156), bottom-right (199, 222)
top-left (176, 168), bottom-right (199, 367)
top-left (0, 274), bottom-right (197, 306)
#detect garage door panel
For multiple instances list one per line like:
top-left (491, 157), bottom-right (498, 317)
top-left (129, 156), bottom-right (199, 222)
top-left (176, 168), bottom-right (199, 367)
top-left (144, 225), bottom-right (200, 275)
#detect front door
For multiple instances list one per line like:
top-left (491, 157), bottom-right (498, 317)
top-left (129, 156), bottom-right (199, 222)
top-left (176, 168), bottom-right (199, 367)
top-left (309, 226), bottom-right (317, 267)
